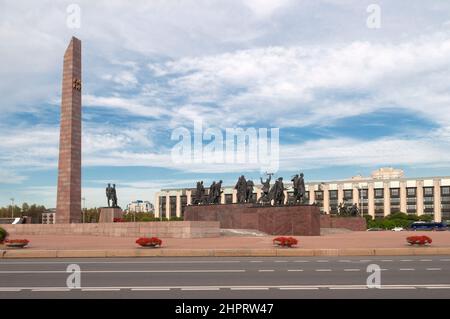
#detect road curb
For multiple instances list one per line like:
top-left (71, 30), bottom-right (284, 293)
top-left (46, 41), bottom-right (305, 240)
top-left (1, 247), bottom-right (450, 258)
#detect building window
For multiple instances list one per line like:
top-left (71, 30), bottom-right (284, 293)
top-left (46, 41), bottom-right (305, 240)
top-left (225, 194), bottom-right (233, 204)
top-left (315, 191), bottom-right (324, 201)
top-left (344, 190), bottom-right (353, 200)
top-left (407, 187), bottom-right (416, 197)
top-left (170, 196), bottom-right (177, 218)
top-left (159, 196), bottom-right (166, 215)
top-left (423, 187), bottom-right (434, 197)
top-left (374, 188), bottom-right (383, 198)
top-left (390, 188), bottom-right (400, 198)
top-left (359, 189), bottom-right (368, 199)
top-left (329, 190), bottom-right (337, 200)
top-left (442, 186), bottom-right (450, 196)
top-left (180, 195), bottom-right (187, 216)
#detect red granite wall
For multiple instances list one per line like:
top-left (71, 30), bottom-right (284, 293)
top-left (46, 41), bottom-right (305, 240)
top-left (320, 215), bottom-right (367, 231)
top-left (184, 204), bottom-right (321, 236)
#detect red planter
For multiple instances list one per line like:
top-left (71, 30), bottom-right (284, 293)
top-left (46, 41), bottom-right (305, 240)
top-left (273, 236), bottom-right (298, 247)
top-left (406, 235), bottom-right (432, 246)
top-left (136, 237), bottom-right (162, 247)
top-left (5, 239), bottom-right (29, 248)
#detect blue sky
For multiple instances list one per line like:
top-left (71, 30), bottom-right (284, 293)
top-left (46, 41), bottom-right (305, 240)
top-left (1, 0), bottom-right (450, 208)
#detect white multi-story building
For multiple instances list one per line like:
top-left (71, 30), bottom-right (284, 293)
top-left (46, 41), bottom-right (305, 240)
top-left (154, 168), bottom-right (450, 222)
top-left (126, 200), bottom-right (154, 214)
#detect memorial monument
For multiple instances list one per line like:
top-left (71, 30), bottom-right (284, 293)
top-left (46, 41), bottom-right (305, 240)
top-left (99, 183), bottom-right (124, 223)
top-left (185, 173), bottom-right (322, 235)
top-left (56, 37), bottom-right (82, 224)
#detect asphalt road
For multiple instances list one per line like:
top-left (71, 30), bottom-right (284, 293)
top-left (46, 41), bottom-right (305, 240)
top-left (1, 256), bottom-right (450, 298)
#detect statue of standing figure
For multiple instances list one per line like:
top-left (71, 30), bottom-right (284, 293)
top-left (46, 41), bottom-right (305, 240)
top-left (246, 179), bottom-right (255, 203)
top-left (269, 177), bottom-right (285, 205)
top-left (106, 183), bottom-right (118, 207)
top-left (208, 181), bottom-right (217, 204)
top-left (257, 174), bottom-right (272, 204)
top-left (208, 180), bottom-right (223, 204)
top-left (235, 175), bottom-right (247, 203)
top-left (194, 181), bottom-right (205, 204)
top-left (291, 172), bottom-right (306, 204)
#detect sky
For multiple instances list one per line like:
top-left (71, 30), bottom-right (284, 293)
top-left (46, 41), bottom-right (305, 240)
top-left (1, 0), bottom-right (450, 208)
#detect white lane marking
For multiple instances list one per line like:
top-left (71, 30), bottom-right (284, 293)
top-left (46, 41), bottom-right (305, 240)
top-left (440, 259), bottom-right (450, 262)
top-left (279, 287), bottom-right (318, 290)
top-left (315, 269), bottom-right (332, 272)
top-left (425, 286), bottom-right (450, 289)
top-left (258, 269), bottom-right (274, 272)
top-left (426, 268), bottom-right (442, 271)
top-left (359, 260), bottom-right (372, 262)
top-left (32, 288), bottom-right (71, 292)
top-left (420, 259), bottom-right (433, 262)
top-left (400, 259), bottom-right (413, 262)
top-left (81, 288), bottom-right (121, 292)
top-left (287, 269), bottom-right (304, 272)
top-left (294, 260), bottom-right (309, 263)
top-left (0, 270), bottom-right (246, 274)
top-left (250, 261), bottom-right (263, 263)
top-left (131, 288), bottom-right (170, 291)
top-left (338, 260), bottom-right (351, 263)
top-left (344, 269), bottom-right (361, 272)
top-left (0, 288), bottom-right (21, 292)
top-left (230, 288), bottom-right (269, 291)
top-left (379, 287), bottom-right (416, 290)
top-left (329, 287), bottom-right (368, 290)
top-left (181, 287), bottom-right (220, 291)
top-left (317, 260), bottom-right (329, 263)
top-left (381, 259), bottom-right (393, 262)
top-left (399, 268), bottom-right (415, 271)
top-left (274, 260), bottom-right (288, 263)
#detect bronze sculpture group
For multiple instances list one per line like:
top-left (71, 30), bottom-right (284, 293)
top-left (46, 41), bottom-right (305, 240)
top-left (193, 172), bottom-right (307, 206)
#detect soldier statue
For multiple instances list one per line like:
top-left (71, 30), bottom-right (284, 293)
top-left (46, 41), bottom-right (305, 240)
top-left (194, 181), bottom-right (205, 204)
top-left (106, 183), bottom-right (113, 207)
top-left (106, 183), bottom-right (118, 207)
top-left (257, 174), bottom-right (272, 204)
top-left (269, 177), bottom-right (285, 205)
top-left (208, 181), bottom-right (217, 204)
top-left (246, 179), bottom-right (255, 203)
top-left (213, 180), bottom-right (223, 204)
top-left (349, 203), bottom-right (359, 216)
top-left (291, 172), bottom-right (306, 204)
top-left (235, 175), bottom-right (247, 203)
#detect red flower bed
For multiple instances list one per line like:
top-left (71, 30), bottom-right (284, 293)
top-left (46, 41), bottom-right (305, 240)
top-left (113, 218), bottom-right (125, 223)
top-left (5, 239), bottom-right (29, 248)
top-left (273, 237), bottom-right (298, 247)
top-left (136, 237), bottom-right (162, 247)
top-left (406, 235), bottom-right (432, 246)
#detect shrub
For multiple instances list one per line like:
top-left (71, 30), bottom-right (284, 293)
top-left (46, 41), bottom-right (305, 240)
top-left (273, 237), bottom-right (298, 247)
top-left (0, 227), bottom-right (8, 243)
top-left (113, 218), bottom-right (125, 222)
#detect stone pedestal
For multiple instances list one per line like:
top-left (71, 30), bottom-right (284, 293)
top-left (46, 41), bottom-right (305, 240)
top-left (99, 207), bottom-right (124, 223)
top-left (184, 204), bottom-right (321, 236)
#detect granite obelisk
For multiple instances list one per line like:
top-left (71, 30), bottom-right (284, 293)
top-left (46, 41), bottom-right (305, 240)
top-left (56, 37), bottom-right (82, 223)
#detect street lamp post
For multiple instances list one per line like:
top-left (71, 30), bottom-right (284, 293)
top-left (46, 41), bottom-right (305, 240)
top-left (82, 197), bottom-right (86, 223)
top-left (10, 198), bottom-right (14, 219)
